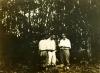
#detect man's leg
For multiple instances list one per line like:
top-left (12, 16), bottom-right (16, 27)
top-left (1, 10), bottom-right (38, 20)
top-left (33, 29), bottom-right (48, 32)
top-left (47, 51), bottom-right (52, 66)
top-left (42, 51), bottom-right (48, 67)
top-left (52, 51), bottom-right (56, 66)
top-left (64, 49), bottom-right (70, 66)
top-left (60, 50), bottom-right (64, 67)
top-left (39, 51), bottom-right (45, 67)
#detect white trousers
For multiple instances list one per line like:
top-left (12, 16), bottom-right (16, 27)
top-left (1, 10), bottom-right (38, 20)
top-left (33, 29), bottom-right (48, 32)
top-left (47, 51), bottom-right (56, 65)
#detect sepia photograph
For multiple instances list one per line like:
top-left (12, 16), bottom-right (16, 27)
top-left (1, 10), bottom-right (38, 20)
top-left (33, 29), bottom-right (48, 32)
top-left (0, 0), bottom-right (100, 73)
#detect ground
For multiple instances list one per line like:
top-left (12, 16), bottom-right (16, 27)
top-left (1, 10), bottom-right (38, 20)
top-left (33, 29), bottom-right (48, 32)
top-left (0, 63), bottom-right (100, 73)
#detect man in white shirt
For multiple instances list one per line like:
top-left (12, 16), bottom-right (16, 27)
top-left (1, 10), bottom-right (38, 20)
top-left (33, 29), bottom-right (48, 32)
top-left (58, 34), bottom-right (71, 68)
top-left (39, 37), bottom-right (48, 67)
top-left (46, 35), bottom-right (56, 66)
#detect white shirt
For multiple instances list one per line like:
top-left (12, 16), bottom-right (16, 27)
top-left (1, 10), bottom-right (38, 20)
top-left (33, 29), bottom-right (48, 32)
top-left (59, 38), bottom-right (71, 49)
top-left (39, 39), bottom-right (47, 50)
top-left (46, 38), bottom-right (56, 50)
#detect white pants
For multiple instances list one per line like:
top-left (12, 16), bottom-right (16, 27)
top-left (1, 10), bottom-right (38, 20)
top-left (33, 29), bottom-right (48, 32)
top-left (47, 51), bottom-right (56, 65)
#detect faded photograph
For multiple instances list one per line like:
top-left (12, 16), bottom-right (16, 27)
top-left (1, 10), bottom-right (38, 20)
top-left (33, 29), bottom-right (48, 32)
top-left (0, 0), bottom-right (100, 73)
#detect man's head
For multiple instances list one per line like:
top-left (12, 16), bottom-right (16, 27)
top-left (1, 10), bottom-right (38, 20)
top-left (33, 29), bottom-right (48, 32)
top-left (62, 33), bottom-right (66, 39)
top-left (50, 35), bottom-right (56, 40)
top-left (45, 34), bottom-right (49, 39)
top-left (43, 31), bottom-right (50, 39)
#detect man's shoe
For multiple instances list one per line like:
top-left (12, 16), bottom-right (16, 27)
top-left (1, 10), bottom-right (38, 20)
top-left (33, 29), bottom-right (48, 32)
top-left (60, 64), bottom-right (64, 68)
top-left (63, 66), bottom-right (70, 71)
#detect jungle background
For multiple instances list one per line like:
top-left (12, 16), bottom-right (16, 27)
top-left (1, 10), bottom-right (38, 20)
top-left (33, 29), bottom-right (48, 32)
top-left (0, 0), bottom-right (100, 73)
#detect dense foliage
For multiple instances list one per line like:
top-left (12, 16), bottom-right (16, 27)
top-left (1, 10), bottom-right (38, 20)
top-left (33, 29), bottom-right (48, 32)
top-left (0, 0), bottom-right (100, 64)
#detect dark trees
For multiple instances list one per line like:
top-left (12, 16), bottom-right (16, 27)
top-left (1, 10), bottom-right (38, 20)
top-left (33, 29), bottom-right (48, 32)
top-left (0, 0), bottom-right (99, 64)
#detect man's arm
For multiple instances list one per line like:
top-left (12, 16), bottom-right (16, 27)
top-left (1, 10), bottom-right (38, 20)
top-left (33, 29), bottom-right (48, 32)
top-left (67, 39), bottom-right (71, 49)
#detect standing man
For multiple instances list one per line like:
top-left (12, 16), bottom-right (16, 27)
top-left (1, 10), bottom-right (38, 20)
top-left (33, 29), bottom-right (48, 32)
top-left (46, 35), bottom-right (56, 67)
top-left (58, 34), bottom-right (71, 69)
top-left (39, 36), bottom-right (48, 68)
